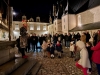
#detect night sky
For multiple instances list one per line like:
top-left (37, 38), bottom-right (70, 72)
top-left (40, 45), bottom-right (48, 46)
top-left (1, 0), bottom-right (100, 23)
top-left (10, 0), bottom-right (61, 23)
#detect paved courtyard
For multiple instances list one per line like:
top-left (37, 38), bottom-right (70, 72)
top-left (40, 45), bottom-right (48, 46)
top-left (27, 47), bottom-right (98, 75)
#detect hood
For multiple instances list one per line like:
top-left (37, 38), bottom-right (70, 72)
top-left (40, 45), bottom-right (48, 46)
top-left (76, 41), bottom-right (85, 49)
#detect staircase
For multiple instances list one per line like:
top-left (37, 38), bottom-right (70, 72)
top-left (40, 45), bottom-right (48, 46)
top-left (0, 57), bottom-right (41, 75)
top-left (0, 41), bottom-right (41, 75)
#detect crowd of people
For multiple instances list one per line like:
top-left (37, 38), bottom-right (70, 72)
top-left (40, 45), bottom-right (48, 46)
top-left (16, 30), bottom-right (100, 75)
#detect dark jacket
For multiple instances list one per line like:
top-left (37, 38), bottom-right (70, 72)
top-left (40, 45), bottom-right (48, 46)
top-left (86, 46), bottom-right (93, 59)
top-left (56, 44), bottom-right (62, 52)
top-left (50, 46), bottom-right (55, 54)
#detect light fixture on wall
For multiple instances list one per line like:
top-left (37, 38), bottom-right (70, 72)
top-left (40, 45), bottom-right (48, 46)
top-left (78, 15), bottom-right (82, 27)
top-left (0, 12), bottom-right (2, 24)
top-left (0, 20), bottom-right (1, 24)
top-left (0, 16), bottom-right (2, 24)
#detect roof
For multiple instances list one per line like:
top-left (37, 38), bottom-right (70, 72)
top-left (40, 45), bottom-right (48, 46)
top-left (69, 22), bottom-right (100, 32)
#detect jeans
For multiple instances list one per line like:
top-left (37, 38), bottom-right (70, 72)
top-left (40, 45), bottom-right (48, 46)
top-left (66, 41), bottom-right (70, 47)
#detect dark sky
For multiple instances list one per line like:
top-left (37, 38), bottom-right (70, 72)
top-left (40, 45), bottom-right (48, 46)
top-left (10, 0), bottom-right (61, 23)
top-left (1, 0), bottom-right (100, 23)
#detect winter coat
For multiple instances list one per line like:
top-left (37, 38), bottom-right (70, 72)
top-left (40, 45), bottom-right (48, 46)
top-left (70, 45), bottom-right (75, 52)
top-left (55, 44), bottom-right (62, 52)
top-left (50, 46), bottom-right (55, 54)
top-left (91, 41), bottom-right (100, 64)
top-left (76, 41), bottom-right (91, 68)
top-left (41, 42), bottom-right (48, 50)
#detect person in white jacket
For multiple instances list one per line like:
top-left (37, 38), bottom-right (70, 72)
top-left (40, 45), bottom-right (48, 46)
top-left (75, 40), bottom-right (91, 75)
top-left (69, 41), bottom-right (75, 58)
top-left (41, 40), bottom-right (48, 57)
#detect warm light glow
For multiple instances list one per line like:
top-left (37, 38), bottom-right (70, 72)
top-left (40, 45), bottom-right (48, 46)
top-left (13, 12), bottom-right (16, 15)
top-left (0, 20), bottom-right (1, 23)
top-left (78, 24), bottom-right (82, 27)
top-left (78, 15), bottom-right (82, 27)
top-left (43, 31), bottom-right (48, 34)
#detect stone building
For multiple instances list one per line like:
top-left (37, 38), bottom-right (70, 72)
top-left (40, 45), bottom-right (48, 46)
top-left (12, 15), bottom-right (49, 39)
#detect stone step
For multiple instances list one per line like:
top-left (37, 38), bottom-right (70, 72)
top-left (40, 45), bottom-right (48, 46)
top-left (27, 62), bottom-right (41, 75)
top-left (0, 58), bottom-right (27, 75)
top-left (10, 59), bottom-right (37, 75)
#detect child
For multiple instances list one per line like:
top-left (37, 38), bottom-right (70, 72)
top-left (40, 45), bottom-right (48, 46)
top-left (47, 40), bottom-right (51, 58)
top-left (55, 41), bottom-right (62, 58)
top-left (50, 43), bottom-right (55, 58)
top-left (41, 41), bottom-right (48, 57)
top-left (69, 41), bottom-right (75, 58)
top-left (86, 42), bottom-right (93, 74)
top-left (75, 41), bottom-right (91, 75)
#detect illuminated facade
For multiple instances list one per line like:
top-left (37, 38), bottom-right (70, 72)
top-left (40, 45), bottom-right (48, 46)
top-left (12, 16), bottom-right (49, 39)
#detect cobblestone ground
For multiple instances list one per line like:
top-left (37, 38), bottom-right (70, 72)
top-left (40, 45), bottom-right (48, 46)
top-left (27, 47), bottom-right (98, 75)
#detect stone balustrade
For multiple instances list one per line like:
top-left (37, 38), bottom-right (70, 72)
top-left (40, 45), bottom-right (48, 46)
top-left (0, 41), bottom-right (16, 65)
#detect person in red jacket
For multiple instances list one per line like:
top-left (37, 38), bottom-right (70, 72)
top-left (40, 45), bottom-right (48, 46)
top-left (91, 30), bottom-right (100, 75)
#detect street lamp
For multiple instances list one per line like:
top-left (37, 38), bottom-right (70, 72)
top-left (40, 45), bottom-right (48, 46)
top-left (13, 12), bottom-right (16, 16)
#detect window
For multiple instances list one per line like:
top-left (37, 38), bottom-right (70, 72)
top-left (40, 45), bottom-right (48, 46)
top-left (55, 22), bottom-right (56, 25)
top-left (43, 26), bottom-right (46, 30)
top-left (15, 24), bottom-right (19, 30)
top-left (64, 18), bottom-right (65, 22)
top-left (37, 25), bottom-right (40, 30)
top-left (64, 25), bottom-right (65, 29)
top-left (55, 27), bottom-right (56, 30)
top-left (78, 15), bottom-right (82, 27)
top-left (30, 24), bottom-right (34, 30)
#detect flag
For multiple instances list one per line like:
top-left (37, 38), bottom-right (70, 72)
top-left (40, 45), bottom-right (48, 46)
top-left (65, 0), bottom-right (68, 13)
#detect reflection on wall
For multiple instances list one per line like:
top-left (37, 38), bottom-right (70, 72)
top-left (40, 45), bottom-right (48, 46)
top-left (3, 32), bottom-right (5, 38)
top-left (78, 15), bottom-right (82, 27)
top-left (0, 30), bottom-right (3, 39)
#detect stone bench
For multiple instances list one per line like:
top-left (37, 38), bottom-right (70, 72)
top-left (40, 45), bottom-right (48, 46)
top-left (0, 41), bottom-right (16, 65)
top-left (0, 58), bottom-right (27, 75)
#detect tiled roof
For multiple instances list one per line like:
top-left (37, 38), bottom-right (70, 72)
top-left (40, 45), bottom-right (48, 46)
top-left (69, 22), bottom-right (100, 32)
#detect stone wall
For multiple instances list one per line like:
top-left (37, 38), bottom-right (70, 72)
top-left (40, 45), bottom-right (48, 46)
top-left (68, 14), bottom-right (77, 30)
top-left (77, 5), bottom-right (100, 25)
top-left (62, 15), bottom-right (68, 34)
top-left (0, 41), bottom-right (16, 65)
top-left (48, 24), bottom-right (54, 36)
top-left (53, 19), bottom-right (62, 34)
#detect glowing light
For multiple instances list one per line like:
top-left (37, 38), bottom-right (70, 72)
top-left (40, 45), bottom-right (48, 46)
top-left (13, 12), bottom-right (16, 15)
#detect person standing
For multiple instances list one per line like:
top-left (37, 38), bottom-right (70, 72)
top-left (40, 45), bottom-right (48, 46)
top-left (41, 40), bottom-right (48, 57)
top-left (75, 41), bottom-right (91, 75)
top-left (91, 30), bottom-right (100, 75)
top-left (86, 42), bottom-right (93, 74)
